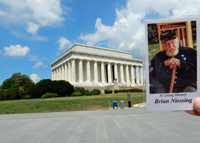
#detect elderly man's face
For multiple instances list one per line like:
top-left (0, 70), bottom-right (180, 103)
top-left (163, 37), bottom-right (179, 57)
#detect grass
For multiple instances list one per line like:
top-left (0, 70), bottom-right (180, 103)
top-left (0, 92), bottom-right (144, 114)
top-left (148, 43), bottom-right (160, 65)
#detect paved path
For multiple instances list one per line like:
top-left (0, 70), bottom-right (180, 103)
top-left (0, 108), bottom-right (200, 143)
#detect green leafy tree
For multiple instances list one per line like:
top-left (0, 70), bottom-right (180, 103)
top-left (0, 72), bottom-right (34, 100)
top-left (29, 79), bottom-right (74, 98)
top-left (148, 24), bottom-right (158, 45)
top-left (192, 21), bottom-right (196, 40)
top-left (11, 72), bottom-right (22, 79)
top-left (1, 78), bottom-right (17, 89)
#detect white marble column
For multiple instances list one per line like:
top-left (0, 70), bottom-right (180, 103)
top-left (120, 64), bottom-right (124, 83)
top-left (86, 60), bottom-right (91, 82)
top-left (55, 68), bottom-right (58, 80)
top-left (54, 69), bottom-right (55, 80)
top-left (136, 66), bottom-right (139, 84)
top-left (52, 70), bottom-right (54, 80)
top-left (71, 59), bottom-right (76, 83)
top-left (140, 66), bottom-right (143, 85)
top-left (52, 69), bottom-right (54, 80)
top-left (57, 67), bottom-right (59, 80)
top-left (59, 66), bottom-right (62, 80)
top-left (101, 62), bottom-right (105, 83)
top-left (61, 64), bottom-right (64, 80)
top-left (131, 65), bottom-right (135, 84)
top-left (107, 63), bottom-right (112, 83)
top-left (94, 61), bottom-right (98, 82)
top-left (126, 65), bottom-right (130, 84)
top-left (79, 60), bottom-right (83, 82)
top-left (68, 61), bottom-right (71, 82)
top-left (64, 62), bottom-right (68, 81)
top-left (114, 64), bottom-right (118, 82)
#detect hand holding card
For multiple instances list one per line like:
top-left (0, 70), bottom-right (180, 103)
top-left (185, 98), bottom-right (200, 116)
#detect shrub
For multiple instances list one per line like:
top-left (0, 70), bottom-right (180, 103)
top-left (75, 87), bottom-right (86, 95)
top-left (105, 90), bottom-right (112, 94)
top-left (114, 90), bottom-right (119, 93)
top-left (52, 80), bottom-right (74, 97)
top-left (117, 89), bottom-right (143, 93)
top-left (85, 90), bottom-right (91, 96)
top-left (29, 79), bottom-right (74, 98)
top-left (90, 89), bottom-right (101, 95)
top-left (41, 93), bottom-right (59, 98)
top-left (0, 89), bottom-right (4, 100)
top-left (71, 92), bottom-right (82, 96)
top-left (24, 95), bottom-right (31, 99)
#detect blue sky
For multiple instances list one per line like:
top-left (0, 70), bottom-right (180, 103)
top-left (0, 0), bottom-right (200, 84)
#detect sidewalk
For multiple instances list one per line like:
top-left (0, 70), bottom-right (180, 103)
top-left (0, 107), bottom-right (199, 143)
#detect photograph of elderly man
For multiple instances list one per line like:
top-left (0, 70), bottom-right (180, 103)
top-left (148, 21), bottom-right (197, 93)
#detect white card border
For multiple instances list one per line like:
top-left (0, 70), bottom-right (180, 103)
top-left (145, 17), bottom-right (200, 111)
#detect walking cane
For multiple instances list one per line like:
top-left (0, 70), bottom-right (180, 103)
top-left (169, 66), bottom-right (176, 93)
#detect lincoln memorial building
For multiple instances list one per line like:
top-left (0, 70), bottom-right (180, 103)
top-left (50, 43), bottom-right (143, 87)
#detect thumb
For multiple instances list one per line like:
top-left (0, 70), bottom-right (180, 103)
top-left (194, 98), bottom-right (200, 114)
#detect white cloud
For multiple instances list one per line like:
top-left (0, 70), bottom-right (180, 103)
top-left (79, 0), bottom-right (200, 59)
top-left (0, 0), bottom-right (68, 35)
top-left (56, 51), bottom-right (60, 56)
top-left (33, 61), bottom-right (47, 68)
top-left (3, 45), bottom-right (29, 57)
top-left (57, 37), bottom-right (72, 50)
top-left (26, 21), bottom-right (39, 35)
top-left (30, 35), bottom-right (48, 41)
top-left (30, 73), bottom-right (40, 83)
top-left (28, 54), bottom-right (38, 61)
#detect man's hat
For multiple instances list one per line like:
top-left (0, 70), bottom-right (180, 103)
top-left (160, 30), bottom-right (177, 43)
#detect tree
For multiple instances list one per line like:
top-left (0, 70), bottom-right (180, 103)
top-left (11, 72), bottom-right (22, 79)
top-left (0, 72), bottom-right (34, 100)
top-left (29, 79), bottom-right (53, 98)
top-left (148, 24), bottom-right (158, 45)
top-left (192, 21), bottom-right (196, 41)
top-left (1, 78), bottom-right (17, 89)
top-left (53, 80), bottom-right (74, 96)
top-left (29, 79), bottom-right (74, 98)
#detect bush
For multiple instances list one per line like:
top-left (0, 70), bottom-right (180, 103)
top-left (29, 79), bottom-right (74, 98)
top-left (85, 90), bottom-right (91, 96)
top-left (90, 89), bottom-right (101, 95)
top-left (75, 87), bottom-right (86, 95)
top-left (114, 90), bottom-right (119, 93)
top-left (71, 92), bottom-right (82, 96)
top-left (52, 80), bottom-right (74, 97)
top-left (0, 89), bottom-right (4, 100)
top-left (116, 89), bottom-right (143, 93)
top-left (24, 95), bottom-right (31, 99)
top-left (41, 93), bottom-right (59, 98)
top-left (105, 90), bottom-right (112, 94)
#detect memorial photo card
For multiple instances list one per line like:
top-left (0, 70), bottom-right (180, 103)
top-left (145, 17), bottom-right (200, 111)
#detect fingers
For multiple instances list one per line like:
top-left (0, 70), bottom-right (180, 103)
top-left (185, 98), bottom-right (200, 116)
top-left (164, 58), bottom-right (180, 68)
top-left (194, 98), bottom-right (200, 114)
top-left (169, 64), bottom-right (173, 69)
top-left (172, 59), bottom-right (180, 67)
top-left (185, 110), bottom-right (200, 116)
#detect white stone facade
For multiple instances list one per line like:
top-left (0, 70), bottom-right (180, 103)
top-left (50, 43), bottom-right (143, 87)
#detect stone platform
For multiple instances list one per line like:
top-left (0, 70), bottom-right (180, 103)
top-left (0, 108), bottom-right (199, 143)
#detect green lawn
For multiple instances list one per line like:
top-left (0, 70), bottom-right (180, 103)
top-left (148, 43), bottom-right (160, 65)
top-left (0, 92), bottom-right (144, 114)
